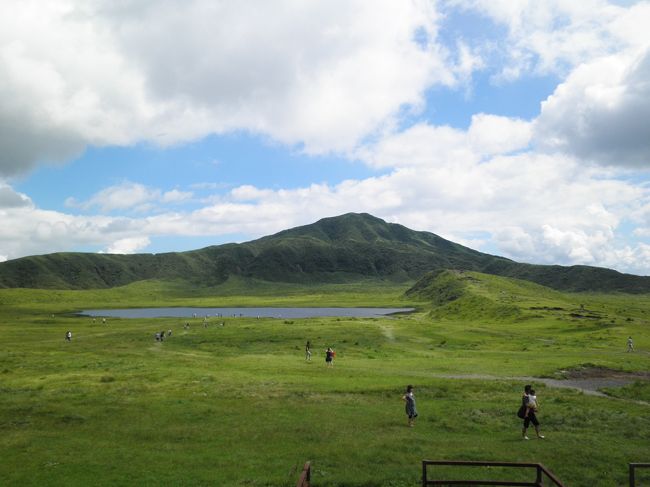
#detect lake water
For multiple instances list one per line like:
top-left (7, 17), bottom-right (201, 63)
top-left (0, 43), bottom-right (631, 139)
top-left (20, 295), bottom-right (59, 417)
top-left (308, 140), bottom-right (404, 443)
top-left (79, 307), bottom-right (414, 319)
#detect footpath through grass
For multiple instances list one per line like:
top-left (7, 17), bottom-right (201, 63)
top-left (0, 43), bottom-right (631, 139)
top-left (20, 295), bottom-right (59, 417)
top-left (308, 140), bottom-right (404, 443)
top-left (1, 277), bottom-right (649, 486)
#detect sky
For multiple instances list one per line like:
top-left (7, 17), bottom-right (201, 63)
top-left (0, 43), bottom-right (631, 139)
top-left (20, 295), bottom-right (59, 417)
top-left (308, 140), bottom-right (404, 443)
top-left (1, 0), bottom-right (650, 275)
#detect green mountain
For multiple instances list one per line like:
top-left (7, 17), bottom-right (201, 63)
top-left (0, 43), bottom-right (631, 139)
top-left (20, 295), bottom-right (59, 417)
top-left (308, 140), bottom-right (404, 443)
top-left (1, 212), bottom-right (649, 293)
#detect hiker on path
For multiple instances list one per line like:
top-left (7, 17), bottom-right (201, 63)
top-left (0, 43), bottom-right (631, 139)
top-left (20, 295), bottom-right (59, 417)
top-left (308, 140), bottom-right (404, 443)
top-left (403, 385), bottom-right (418, 427)
top-left (520, 384), bottom-right (544, 440)
top-left (627, 336), bottom-right (634, 352)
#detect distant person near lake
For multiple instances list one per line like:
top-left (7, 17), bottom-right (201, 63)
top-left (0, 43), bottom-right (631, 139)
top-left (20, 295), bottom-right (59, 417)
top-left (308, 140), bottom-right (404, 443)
top-left (627, 336), bottom-right (634, 352)
top-left (65, 331), bottom-right (72, 342)
top-left (325, 347), bottom-right (335, 367)
top-left (305, 340), bottom-right (312, 361)
top-left (403, 385), bottom-right (418, 427)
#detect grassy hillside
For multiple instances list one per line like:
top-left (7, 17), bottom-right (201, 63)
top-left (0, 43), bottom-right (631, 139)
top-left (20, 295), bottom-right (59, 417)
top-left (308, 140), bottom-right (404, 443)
top-left (407, 269), bottom-right (650, 324)
top-left (1, 280), bottom-right (649, 486)
top-left (1, 213), bottom-right (650, 293)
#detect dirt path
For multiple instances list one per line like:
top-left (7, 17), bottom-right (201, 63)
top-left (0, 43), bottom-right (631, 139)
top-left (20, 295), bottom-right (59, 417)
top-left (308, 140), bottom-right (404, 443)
top-left (426, 374), bottom-right (650, 406)
top-left (430, 373), bottom-right (648, 401)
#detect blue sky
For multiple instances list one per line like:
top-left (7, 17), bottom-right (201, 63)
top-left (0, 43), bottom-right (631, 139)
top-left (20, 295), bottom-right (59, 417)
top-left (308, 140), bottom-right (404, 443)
top-left (1, 0), bottom-right (649, 274)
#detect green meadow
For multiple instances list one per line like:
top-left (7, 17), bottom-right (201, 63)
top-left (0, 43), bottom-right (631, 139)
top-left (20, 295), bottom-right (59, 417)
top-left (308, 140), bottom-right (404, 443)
top-left (1, 273), bottom-right (649, 486)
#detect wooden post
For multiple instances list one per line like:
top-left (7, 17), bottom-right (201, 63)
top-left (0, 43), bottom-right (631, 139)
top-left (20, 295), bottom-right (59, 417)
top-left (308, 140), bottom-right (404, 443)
top-left (296, 461), bottom-right (311, 487)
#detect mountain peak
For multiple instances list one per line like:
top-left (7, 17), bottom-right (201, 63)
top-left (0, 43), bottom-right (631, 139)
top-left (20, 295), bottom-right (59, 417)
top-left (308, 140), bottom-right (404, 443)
top-left (1, 213), bottom-right (649, 293)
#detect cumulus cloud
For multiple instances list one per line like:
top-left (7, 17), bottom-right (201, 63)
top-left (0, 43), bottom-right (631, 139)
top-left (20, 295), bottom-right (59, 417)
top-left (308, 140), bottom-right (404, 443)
top-left (0, 183), bottom-right (32, 208)
top-left (468, 114), bottom-right (532, 156)
top-left (454, 0), bottom-right (648, 78)
top-left (440, 2), bottom-right (650, 170)
top-left (66, 181), bottom-right (193, 213)
top-left (358, 114), bottom-right (532, 169)
top-left (534, 49), bottom-right (650, 167)
top-left (2, 0), bottom-right (650, 278)
top-left (104, 236), bottom-right (151, 254)
top-left (161, 189), bottom-right (192, 204)
top-left (0, 0), bottom-right (472, 177)
top-left (1, 142), bottom-right (649, 275)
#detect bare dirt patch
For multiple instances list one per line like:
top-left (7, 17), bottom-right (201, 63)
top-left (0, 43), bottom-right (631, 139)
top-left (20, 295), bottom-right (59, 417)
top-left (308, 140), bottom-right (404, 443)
top-left (432, 365), bottom-right (650, 400)
top-left (553, 364), bottom-right (650, 381)
top-left (546, 364), bottom-right (650, 397)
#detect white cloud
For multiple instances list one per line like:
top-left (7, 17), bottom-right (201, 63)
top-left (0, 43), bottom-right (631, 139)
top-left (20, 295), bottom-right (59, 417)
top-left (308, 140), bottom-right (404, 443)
top-left (1, 0), bottom-right (649, 279)
top-left (358, 114), bottom-right (532, 169)
top-left (104, 237), bottom-right (151, 255)
top-left (162, 189), bottom-right (193, 203)
top-left (0, 0), bottom-right (472, 177)
top-left (468, 114), bottom-right (532, 156)
top-left (454, 0), bottom-right (648, 79)
top-left (1, 142), bottom-right (649, 275)
top-left (534, 48), bottom-right (650, 167)
top-left (66, 181), bottom-right (193, 213)
top-left (0, 183), bottom-right (32, 208)
top-left (230, 185), bottom-right (275, 202)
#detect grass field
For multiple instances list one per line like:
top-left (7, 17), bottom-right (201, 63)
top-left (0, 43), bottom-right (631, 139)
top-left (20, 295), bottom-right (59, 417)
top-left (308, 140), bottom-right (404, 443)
top-left (1, 274), bottom-right (649, 486)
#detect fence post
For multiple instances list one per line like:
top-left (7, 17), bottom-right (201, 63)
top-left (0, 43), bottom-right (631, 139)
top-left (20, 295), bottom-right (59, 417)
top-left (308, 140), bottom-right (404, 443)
top-left (536, 465), bottom-right (543, 486)
top-left (422, 461), bottom-right (427, 487)
top-left (630, 464), bottom-right (635, 487)
top-left (296, 461), bottom-right (311, 487)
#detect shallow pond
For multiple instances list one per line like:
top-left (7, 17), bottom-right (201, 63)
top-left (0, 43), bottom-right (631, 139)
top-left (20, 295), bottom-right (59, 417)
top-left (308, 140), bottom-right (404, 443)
top-left (79, 307), bottom-right (414, 319)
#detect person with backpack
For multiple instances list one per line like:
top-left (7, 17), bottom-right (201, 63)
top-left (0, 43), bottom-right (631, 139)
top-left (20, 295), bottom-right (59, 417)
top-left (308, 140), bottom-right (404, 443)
top-left (518, 384), bottom-right (544, 440)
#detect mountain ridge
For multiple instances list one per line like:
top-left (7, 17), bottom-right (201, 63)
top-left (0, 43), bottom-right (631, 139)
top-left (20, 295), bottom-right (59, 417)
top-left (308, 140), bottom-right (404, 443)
top-left (1, 212), bottom-right (649, 293)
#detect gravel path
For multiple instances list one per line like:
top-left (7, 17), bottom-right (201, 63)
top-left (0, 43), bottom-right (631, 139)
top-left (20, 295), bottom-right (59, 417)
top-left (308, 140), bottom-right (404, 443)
top-left (431, 373), bottom-right (646, 398)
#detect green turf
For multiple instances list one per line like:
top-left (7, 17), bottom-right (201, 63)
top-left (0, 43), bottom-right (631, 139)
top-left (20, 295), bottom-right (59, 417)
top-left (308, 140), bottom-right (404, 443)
top-left (1, 274), bottom-right (649, 486)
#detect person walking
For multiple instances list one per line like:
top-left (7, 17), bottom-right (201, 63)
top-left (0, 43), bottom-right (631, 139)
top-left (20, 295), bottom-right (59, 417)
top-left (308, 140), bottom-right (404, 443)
top-left (65, 331), bottom-right (72, 342)
top-left (627, 336), bottom-right (635, 352)
top-left (520, 384), bottom-right (544, 440)
top-left (325, 347), bottom-right (334, 367)
top-left (403, 385), bottom-right (418, 427)
top-left (305, 340), bottom-right (312, 361)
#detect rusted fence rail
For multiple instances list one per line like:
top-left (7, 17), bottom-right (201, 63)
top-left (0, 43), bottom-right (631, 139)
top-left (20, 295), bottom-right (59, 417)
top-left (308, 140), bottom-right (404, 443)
top-left (422, 460), bottom-right (565, 486)
top-left (630, 463), bottom-right (650, 487)
top-left (296, 461), bottom-right (311, 487)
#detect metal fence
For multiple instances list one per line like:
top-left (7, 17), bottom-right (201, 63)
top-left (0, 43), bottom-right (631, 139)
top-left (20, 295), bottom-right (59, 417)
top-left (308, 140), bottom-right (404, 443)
top-left (422, 460), bottom-right (565, 486)
top-left (292, 459), bottom-right (648, 486)
top-left (630, 463), bottom-right (650, 487)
